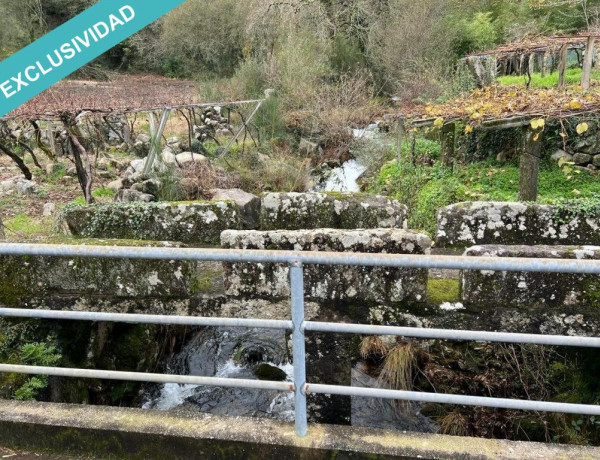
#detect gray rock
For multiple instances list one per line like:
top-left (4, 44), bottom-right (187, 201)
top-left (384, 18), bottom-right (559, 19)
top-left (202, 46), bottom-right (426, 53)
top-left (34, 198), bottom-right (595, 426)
top-left (462, 244), bottom-right (600, 309)
top-left (175, 152), bottom-right (207, 167)
top-left (221, 229), bottom-right (431, 302)
top-left (162, 149), bottom-right (178, 166)
top-left (0, 179), bottom-right (16, 194)
top-left (573, 153), bottom-right (592, 165)
top-left (437, 202), bottom-right (600, 248)
top-left (209, 188), bottom-right (260, 230)
top-left (97, 170), bottom-right (116, 179)
top-left (114, 189), bottom-right (156, 203)
top-left (130, 158), bottom-right (147, 173)
top-left (107, 179), bottom-right (125, 192)
top-left (140, 179), bottom-right (161, 196)
top-left (62, 200), bottom-right (240, 246)
top-left (136, 133), bottom-right (151, 144)
top-left (16, 179), bottom-right (37, 196)
top-left (260, 192), bottom-right (408, 230)
top-left (42, 203), bottom-right (57, 217)
top-left (594, 155), bottom-right (600, 167)
top-left (551, 149), bottom-right (573, 162)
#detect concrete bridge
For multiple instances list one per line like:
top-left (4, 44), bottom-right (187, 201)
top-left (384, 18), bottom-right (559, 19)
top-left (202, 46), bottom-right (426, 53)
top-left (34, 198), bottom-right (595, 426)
top-left (1, 400), bottom-right (599, 459)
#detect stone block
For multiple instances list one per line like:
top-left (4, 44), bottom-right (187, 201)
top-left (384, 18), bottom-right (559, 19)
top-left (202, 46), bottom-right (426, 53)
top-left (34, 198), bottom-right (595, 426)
top-left (209, 188), bottom-right (260, 230)
top-left (61, 200), bottom-right (240, 246)
top-left (573, 153), bottom-right (592, 165)
top-left (221, 229), bottom-right (431, 302)
top-left (461, 244), bottom-right (600, 309)
top-left (0, 239), bottom-right (198, 307)
top-left (437, 202), bottom-right (600, 248)
top-left (260, 192), bottom-right (407, 230)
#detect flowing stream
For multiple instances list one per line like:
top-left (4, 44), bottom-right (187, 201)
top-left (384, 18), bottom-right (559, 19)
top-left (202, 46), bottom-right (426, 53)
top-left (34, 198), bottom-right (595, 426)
top-left (142, 327), bottom-right (295, 421)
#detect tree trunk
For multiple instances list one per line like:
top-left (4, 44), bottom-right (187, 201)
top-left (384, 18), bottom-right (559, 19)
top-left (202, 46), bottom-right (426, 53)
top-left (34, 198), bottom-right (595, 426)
top-left (582, 37), bottom-right (596, 90)
top-left (0, 141), bottom-right (32, 180)
top-left (61, 114), bottom-right (94, 204)
top-left (558, 44), bottom-right (568, 88)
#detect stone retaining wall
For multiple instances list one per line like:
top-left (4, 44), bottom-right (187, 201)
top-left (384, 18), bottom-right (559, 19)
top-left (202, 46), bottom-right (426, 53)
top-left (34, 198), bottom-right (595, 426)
top-left (437, 202), bottom-right (600, 248)
top-left (260, 192), bottom-right (407, 230)
top-left (0, 240), bottom-right (199, 307)
top-left (221, 229), bottom-right (430, 302)
top-left (461, 244), bottom-right (600, 309)
top-left (62, 200), bottom-right (240, 246)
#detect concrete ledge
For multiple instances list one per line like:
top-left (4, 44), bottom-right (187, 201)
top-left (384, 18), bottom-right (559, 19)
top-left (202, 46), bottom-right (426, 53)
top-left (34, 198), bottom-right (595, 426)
top-left (0, 401), bottom-right (598, 459)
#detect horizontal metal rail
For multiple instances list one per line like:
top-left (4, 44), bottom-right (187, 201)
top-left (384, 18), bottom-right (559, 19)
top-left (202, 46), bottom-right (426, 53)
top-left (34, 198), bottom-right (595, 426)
top-left (3, 242), bottom-right (600, 274)
top-left (0, 308), bottom-right (291, 330)
top-left (2, 363), bottom-right (600, 417)
top-left (306, 384), bottom-right (600, 416)
top-left (2, 308), bottom-right (600, 348)
top-left (0, 364), bottom-right (292, 392)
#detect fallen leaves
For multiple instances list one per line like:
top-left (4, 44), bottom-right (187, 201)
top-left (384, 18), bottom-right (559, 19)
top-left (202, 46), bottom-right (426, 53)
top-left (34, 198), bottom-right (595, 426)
top-left (407, 85), bottom-right (600, 124)
top-left (576, 122), bottom-right (589, 134)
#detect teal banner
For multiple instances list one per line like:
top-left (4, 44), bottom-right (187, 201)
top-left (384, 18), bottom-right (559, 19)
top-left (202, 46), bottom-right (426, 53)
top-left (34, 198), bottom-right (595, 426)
top-left (0, 0), bottom-right (186, 118)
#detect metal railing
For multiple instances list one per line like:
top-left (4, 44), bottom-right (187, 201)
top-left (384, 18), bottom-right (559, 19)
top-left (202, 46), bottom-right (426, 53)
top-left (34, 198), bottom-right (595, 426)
top-left (1, 242), bottom-right (600, 437)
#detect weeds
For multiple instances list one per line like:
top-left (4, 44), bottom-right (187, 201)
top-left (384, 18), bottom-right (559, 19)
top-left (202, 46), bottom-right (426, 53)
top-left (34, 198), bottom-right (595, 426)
top-left (359, 336), bottom-right (390, 362)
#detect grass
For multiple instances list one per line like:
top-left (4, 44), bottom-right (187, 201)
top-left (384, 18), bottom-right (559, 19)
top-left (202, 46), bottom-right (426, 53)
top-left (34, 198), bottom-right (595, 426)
top-left (378, 342), bottom-right (416, 394)
top-left (359, 337), bottom-right (390, 361)
top-left (497, 68), bottom-right (600, 89)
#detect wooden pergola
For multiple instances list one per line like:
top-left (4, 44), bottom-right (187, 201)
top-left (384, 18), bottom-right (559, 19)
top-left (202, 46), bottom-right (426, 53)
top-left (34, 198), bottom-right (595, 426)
top-left (397, 108), bottom-right (600, 203)
top-left (0, 75), bottom-right (267, 203)
top-left (464, 31), bottom-right (600, 89)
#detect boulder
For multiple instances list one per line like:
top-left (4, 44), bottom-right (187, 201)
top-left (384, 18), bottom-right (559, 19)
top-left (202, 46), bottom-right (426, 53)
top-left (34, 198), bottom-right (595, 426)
top-left (16, 179), bottom-right (37, 196)
top-left (136, 133), bottom-right (151, 144)
top-left (130, 158), bottom-right (147, 173)
top-left (221, 229), bottom-right (431, 302)
top-left (260, 192), bottom-right (407, 230)
top-left (209, 188), bottom-right (260, 229)
top-left (114, 189), bottom-right (156, 203)
top-left (175, 152), bottom-right (207, 167)
top-left (573, 153), bottom-right (592, 165)
top-left (594, 155), bottom-right (600, 167)
top-left (107, 179), bottom-right (125, 192)
top-left (61, 200), bottom-right (240, 246)
top-left (461, 245), bottom-right (600, 310)
top-left (0, 239), bottom-right (197, 307)
top-left (162, 149), bottom-right (178, 166)
top-left (0, 179), bottom-right (16, 194)
top-left (42, 203), bottom-right (57, 217)
top-left (437, 202), bottom-right (600, 248)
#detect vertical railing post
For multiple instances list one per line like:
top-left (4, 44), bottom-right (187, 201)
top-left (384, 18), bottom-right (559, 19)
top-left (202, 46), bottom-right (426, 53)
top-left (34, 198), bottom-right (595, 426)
top-left (290, 261), bottom-right (308, 437)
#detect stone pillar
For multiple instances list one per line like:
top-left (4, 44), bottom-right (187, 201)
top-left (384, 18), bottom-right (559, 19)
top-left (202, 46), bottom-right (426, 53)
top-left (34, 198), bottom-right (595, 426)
top-left (519, 128), bottom-right (543, 202)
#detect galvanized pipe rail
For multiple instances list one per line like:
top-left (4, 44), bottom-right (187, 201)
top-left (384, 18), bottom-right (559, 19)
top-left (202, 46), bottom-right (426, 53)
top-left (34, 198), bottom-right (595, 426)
top-left (1, 242), bottom-right (600, 437)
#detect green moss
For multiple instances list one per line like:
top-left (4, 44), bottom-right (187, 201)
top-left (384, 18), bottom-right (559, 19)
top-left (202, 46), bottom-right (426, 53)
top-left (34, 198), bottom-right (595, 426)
top-left (190, 269), bottom-right (222, 294)
top-left (427, 279), bottom-right (460, 304)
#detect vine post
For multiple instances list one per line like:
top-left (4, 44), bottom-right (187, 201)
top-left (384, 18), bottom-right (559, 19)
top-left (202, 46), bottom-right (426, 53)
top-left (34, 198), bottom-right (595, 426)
top-left (519, 124), bottom-right (543, 202)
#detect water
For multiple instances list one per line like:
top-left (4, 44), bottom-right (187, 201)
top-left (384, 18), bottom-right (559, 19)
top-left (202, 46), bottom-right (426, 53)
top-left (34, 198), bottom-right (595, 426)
top-left (142, 327), bottom-right (295, 421)
top-left (321, 159), bottom-right (367, 193)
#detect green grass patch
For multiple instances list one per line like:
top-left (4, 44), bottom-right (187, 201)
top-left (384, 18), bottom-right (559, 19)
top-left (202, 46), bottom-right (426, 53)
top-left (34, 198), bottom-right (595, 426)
top-left (497, 68), bottom-right (600, 89)
top-left (427, 279), bottom-right (460, 304)
top-left (371, 156), bottom-right (600, 234)
top-left (92, 188), bottom-right (116, 198)
top-left (4, 214), bottom-right (44, 236)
